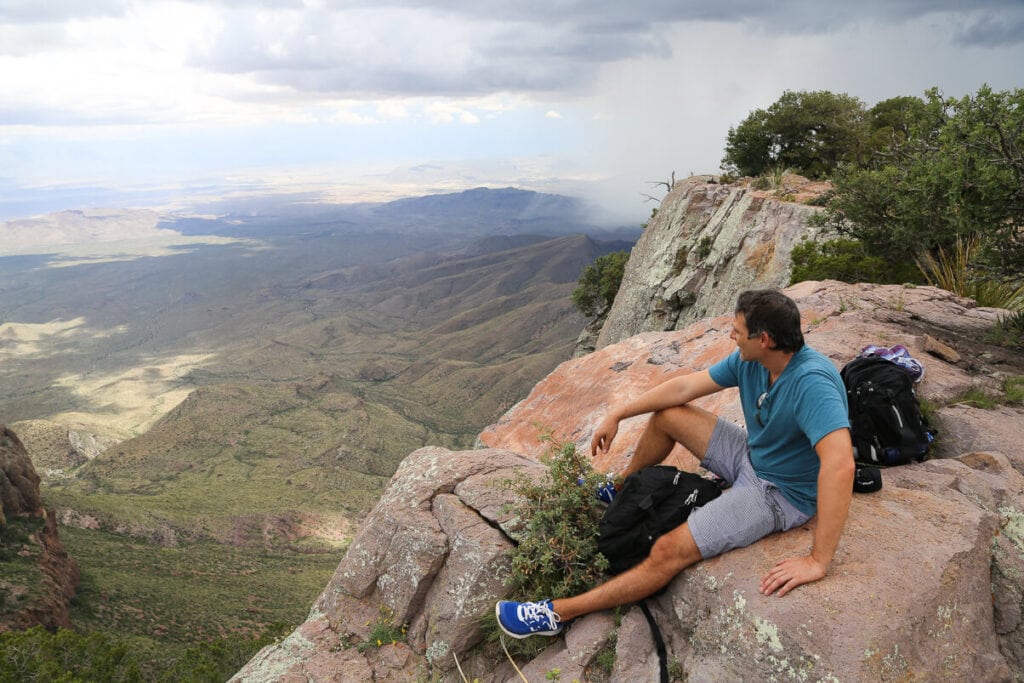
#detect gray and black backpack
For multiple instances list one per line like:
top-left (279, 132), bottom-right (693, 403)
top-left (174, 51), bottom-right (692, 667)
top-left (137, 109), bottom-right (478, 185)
top-left (841, 355), bottom-right (934, 467)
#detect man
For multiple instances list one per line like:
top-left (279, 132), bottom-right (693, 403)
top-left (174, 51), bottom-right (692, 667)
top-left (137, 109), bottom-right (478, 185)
top-left (496, 289), bottom-right (854, 638)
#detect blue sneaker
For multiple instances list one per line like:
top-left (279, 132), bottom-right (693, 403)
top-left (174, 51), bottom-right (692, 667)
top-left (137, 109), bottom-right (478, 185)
top-left (596, 479), bottom-right (617, 504)
top-left (495, 599), bottom-right (563, 638)
top-left (577, 475), bottom-right (618, 504)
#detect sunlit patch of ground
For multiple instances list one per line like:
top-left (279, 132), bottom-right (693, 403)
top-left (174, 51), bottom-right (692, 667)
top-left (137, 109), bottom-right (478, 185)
top-left (0, 318), bottom-right (129, 358)
top-left (49, 353), bottom-right (215, 439)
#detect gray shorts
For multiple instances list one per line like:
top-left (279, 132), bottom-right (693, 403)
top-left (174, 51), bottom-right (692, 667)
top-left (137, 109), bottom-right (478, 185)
top-left (687, 419), bottom-right (813, 559)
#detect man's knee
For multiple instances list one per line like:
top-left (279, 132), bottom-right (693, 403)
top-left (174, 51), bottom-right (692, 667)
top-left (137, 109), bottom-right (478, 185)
top-left (649, 405), bottom-right (717, 457)
top-left (643, 523), bottom-right (703, 578)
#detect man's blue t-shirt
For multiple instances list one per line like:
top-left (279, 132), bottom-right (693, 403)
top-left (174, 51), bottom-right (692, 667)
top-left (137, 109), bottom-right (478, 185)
top-left (708, 346), bottom-right (849, 515)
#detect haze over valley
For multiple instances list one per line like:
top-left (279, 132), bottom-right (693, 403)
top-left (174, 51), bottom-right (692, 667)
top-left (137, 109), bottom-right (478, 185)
top-left (0, 186), bottom-right (635, 658)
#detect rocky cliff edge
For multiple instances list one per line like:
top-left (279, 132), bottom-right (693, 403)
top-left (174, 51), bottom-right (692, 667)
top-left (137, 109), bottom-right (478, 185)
top-left (234, 281), bottom-right (1024, 682)
top-left (1, 425), bottom-right (80, 632)
top-left (591, 175), bottom-right (830, 352)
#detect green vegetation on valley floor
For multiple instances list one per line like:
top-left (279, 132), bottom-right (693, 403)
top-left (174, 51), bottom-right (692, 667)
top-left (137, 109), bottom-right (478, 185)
top-left (62, 526), bottom-right (338, 644)
top-left (1, 190), bottom-right (635, 676)
top-left (3, 523), bottom-right (338, 682)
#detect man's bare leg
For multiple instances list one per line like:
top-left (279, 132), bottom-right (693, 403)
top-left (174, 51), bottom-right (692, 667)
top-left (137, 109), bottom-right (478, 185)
top-left (495, 405), bottom-right (721, 635)
top-left (621, 404), bottom-right (719, 477)
top-left (552, 522), bottom-right (703, 620)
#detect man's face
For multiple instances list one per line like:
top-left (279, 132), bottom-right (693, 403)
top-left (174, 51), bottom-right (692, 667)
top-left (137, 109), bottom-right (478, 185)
top-left (729, 313), bottom-right (764, 361)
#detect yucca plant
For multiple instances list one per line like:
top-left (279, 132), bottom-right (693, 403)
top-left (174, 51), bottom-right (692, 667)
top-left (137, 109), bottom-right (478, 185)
top-left (916, 235), bottom-right (1024, 310)
top-left (987, 310), bottom-right (1024, 348)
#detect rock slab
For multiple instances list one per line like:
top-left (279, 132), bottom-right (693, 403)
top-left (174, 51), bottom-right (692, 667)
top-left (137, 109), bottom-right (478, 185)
top-left (236, 282), bottom-right (1024, 681)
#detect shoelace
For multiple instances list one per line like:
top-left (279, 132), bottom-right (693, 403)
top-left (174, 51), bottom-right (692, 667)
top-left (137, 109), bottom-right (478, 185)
top-left (518, 601), bottom-right (560, 629)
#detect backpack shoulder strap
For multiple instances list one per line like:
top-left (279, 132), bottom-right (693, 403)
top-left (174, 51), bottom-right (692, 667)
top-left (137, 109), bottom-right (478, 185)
top-left (639, 600), bottom-right (669, 683)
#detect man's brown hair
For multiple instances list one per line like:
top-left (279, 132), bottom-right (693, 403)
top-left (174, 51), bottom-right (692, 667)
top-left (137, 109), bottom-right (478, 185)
top-left (735, 289), bottom-right (805, 353)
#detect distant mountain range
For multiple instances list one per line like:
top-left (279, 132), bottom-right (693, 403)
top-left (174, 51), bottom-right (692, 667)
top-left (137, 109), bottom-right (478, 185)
top-left (161, 186), bottom-right (639, 241)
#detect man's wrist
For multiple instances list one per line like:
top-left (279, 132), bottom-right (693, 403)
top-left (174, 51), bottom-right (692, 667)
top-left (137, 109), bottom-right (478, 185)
top-left (809, 550), bottom-right (831, 569)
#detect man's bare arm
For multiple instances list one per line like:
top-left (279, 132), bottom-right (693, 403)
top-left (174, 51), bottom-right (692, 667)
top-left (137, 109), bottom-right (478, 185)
top-left (759, 427), bottom-right (855, 597)
top-left (591, 369), bottom-right (723, 456)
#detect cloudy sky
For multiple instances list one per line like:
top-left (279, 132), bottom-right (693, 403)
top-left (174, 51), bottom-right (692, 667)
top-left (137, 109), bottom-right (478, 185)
top-left (1, 0), bottom-right (1023, 222)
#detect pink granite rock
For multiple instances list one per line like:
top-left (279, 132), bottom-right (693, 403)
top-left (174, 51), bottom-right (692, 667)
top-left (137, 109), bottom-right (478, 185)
top-left (235, 281), bottom-right (1024, 682)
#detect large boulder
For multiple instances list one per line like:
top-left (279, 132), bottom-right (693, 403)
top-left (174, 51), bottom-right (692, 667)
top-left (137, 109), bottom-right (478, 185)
top-left (596, 175), bottom-right (829, 350)
top-left (236, 282), bottom-right (1024, 681)
top-left (1, 427), bottom-right (42, 523)
top-left (233, 447), bottom-right (545, 682)
top-left (665, 452), bottom-right (1015, 681)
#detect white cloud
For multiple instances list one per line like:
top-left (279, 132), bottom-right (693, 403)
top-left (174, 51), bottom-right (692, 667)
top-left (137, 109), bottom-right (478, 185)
top-left (423, 101), bottom-right (481, 124)
top-left (1, 0), bottom-right (1023, 222)
top-left (375, 101), bottom-right (411, 120)
top-left (330, 108), bottom-right (378, 125)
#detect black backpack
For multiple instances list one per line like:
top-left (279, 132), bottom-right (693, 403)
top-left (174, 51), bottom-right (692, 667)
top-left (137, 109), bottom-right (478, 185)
top-left (597, 465), bottom-right (723, 683)
top-left (598, 465), bottom-right (723, 574)
top-left (841, 355), bottom-right (933, 467)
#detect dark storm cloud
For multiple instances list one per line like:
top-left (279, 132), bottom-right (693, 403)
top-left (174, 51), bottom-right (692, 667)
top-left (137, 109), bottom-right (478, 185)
top-left (191, 4), bottom-right (672, 97)
top-left (187, 0), bottom-right (1024, 99)
top-left (338, 0), bottom-right (1024, 35)
top-left (954, 13), bottom-right (1024, 47)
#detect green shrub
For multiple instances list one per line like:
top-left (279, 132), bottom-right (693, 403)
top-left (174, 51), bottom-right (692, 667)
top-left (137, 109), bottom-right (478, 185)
top-left (721, 90), bottom-right (867, 179)
top-left (0, 625), bottom-right (286, 683)
top-left (641, 207), bottom-right (659, 230)
top-left (765, 164), bottom-right (790, 190)
top-left (789, 238), bottom-right (921, 285)
top-left (814, 87), bottom-right (1024, 277)
top-left (503, 441), bottom-right (609, 601)
top-left (572, 252), bottom-right (630, 318)
top-left (0, 627), bottom-right (142, 683)
top-left (1005, 377), bottom-right (1024, 405)
top-left (971, 279), bottom-right (1024, 311)
top-left (162, 627), bottom-right (288, 682)
top-left (1, 516), bottom-right (44, 551)
top-left (918, 397), bottom-right (940, 427)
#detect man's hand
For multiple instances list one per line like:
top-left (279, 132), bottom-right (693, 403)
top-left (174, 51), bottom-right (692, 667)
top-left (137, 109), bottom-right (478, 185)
top-left (759, 555), bottom-right (826, 597)
top-left (590, 415), bottom-right (620, 456)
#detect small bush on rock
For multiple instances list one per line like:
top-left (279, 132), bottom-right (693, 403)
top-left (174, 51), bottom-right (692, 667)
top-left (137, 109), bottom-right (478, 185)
top-left (357, 606), bottom-right (407, 652)
top-left (1005, 377), bottom-right (1024, 405)
top-left (572, 252), bottom-right (630, 318)
top-left (503, 439), bottom-right (609, 601)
